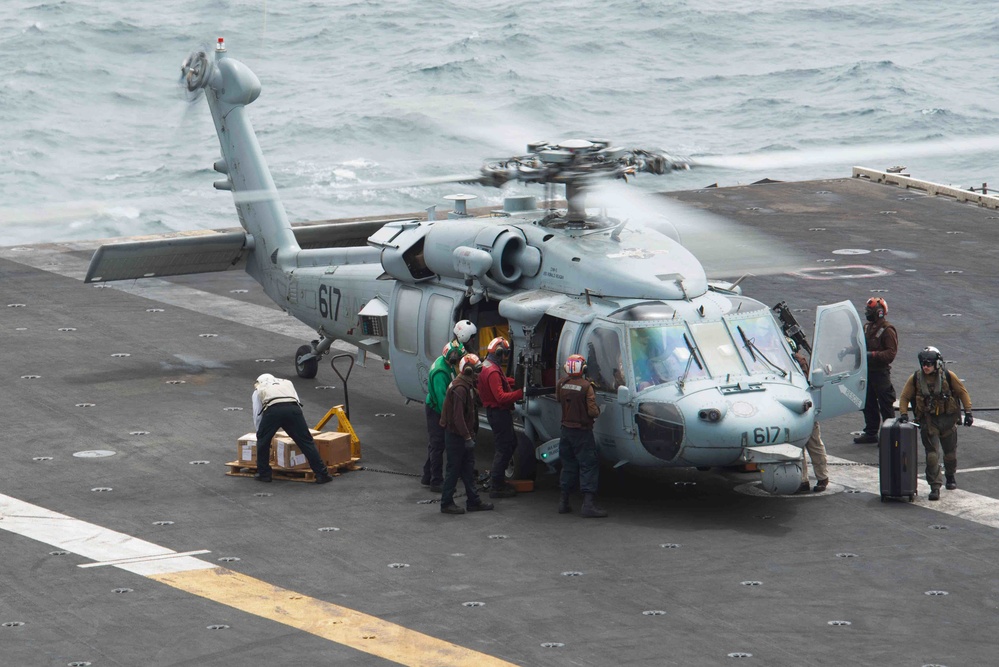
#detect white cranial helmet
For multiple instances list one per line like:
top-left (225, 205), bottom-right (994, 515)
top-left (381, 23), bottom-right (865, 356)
top-left (453, 319), bottom-right (477, 344)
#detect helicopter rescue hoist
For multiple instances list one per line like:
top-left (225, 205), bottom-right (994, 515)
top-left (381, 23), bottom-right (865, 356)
top-left (85, 39), bottom-right (869, 495)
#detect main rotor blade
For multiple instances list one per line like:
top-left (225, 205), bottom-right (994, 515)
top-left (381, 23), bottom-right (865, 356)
top-left (587, 180), bottom-right (810, 279)
top-left (328, 173), bottom-right (485, 193)
top-left (692, 135), bottom-right (999, 172)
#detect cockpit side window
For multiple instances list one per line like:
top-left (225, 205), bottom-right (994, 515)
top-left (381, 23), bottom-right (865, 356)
top-left (630, 325), bottom-right (707, 390)
top-left (584, 327), bottom-right (625, 392)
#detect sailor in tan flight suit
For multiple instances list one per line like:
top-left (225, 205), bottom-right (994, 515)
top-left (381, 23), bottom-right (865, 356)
top-left (898, 347), bottom-right (973, 501)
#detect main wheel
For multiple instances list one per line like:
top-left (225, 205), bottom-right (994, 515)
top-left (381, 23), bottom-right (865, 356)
top-left (510, 432), bottom-right (537, 480)
top-left (295, 344), bottom-right (319, 379)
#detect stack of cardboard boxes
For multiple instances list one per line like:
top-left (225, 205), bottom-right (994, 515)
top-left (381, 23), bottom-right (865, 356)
top-left (237, 429), bottom-right (353, 471)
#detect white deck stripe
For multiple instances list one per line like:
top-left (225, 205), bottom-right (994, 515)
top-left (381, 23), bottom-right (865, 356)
top-left (0, 494), bottom-right (214, 576)
top-left (828, 454), bottom-right (999, 530)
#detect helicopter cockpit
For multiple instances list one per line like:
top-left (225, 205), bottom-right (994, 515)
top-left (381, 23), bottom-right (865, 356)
top-left (605, 302), bottom-right (796, 393)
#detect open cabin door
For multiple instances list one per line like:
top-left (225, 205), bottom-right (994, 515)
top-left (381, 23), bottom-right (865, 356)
top-left (808, 300), bottom-right (867, 420)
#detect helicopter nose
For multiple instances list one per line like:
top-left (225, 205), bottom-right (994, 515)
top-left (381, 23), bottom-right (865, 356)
top-left (636, 388), bottom-right (813, 467)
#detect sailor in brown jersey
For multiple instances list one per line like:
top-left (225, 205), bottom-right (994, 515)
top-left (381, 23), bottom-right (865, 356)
top-left (855, 297), bottom-right (898, 444)
top-left (556, 354), bottom-right (607, 518)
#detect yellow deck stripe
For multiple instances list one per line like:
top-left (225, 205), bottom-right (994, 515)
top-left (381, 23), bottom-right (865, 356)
top-left (150, 567), bottom-right (518, 667)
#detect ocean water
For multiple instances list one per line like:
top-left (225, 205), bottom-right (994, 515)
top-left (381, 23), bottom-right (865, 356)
top-left (2, 0), bottom-right (998, 245)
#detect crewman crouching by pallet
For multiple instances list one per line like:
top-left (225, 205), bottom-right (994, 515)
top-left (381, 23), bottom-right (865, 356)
top-left (439, 354), bottom-right (494, 515)
top-left (898, 346), bottom-right (973, 501)
top-left (252, 373), bottom-right (334, 485)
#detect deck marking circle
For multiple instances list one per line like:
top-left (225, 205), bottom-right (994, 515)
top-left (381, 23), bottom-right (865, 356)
top-left (541, 642), bottom-right (565, 648)
top-left (791, 264), bottom-right (894, 280)
top-left (828, 620), bottom-right (852, 626)
top-left (734, 482), bottom-right (842, 498)
top-left (643, 610), bottom-right (667, 616)
top-left (33, 456), bottom-right (54, 462)
top-left (2, 621), bottom-right (25, 627)
top-left (74, 450), bottom-right (116, 458)
top-left (727, 652), bottom-right (753, 658)
top-left (832, 249), bottom-right (871, 255)
top-left (462, 601), bottom-right (485, 607)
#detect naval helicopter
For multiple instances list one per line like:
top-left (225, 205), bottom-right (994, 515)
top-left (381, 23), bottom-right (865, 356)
top-left (85, 40), bottom-right (868, 494)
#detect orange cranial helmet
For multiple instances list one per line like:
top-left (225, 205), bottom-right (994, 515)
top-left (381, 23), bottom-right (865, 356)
top-left (564, 354), bottom-right (586, 377)
top-left (487, 337), bottom-right (511, 356)
top-left (459, 353), bottom-right (482, 376)
top-left (865, 297), bottom-right (887, 319)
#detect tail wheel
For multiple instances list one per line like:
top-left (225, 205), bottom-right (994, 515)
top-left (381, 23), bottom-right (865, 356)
top-left (295, 345), bottom-right (319, 379)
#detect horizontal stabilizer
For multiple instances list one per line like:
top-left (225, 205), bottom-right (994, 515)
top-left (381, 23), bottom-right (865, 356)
top-left (85, 231), bottom-right (249, 283)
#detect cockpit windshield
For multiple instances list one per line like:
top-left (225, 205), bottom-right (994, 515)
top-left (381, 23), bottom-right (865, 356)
top-left (628, 310), bottom-right (793, 389)
top-left (725, 313), bottom-right (795, 376)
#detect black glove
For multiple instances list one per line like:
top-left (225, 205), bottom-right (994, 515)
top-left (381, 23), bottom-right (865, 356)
top-left (898, 413), bottom-right (908, 424)
top-left (964, 412), bottom-right (974, 427)
top-left (464, 438), bottom-right (475, 449)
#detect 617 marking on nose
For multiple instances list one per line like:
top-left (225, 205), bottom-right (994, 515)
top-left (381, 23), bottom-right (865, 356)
top-left (751, 427), bottom-right (782, 444)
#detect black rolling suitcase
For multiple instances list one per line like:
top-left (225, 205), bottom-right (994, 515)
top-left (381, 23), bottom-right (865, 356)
top-left (879, 417), bottom-right (919, 502)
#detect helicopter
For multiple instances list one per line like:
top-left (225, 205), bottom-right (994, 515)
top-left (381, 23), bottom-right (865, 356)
top-left (84, 39), bottom-right (868, 495)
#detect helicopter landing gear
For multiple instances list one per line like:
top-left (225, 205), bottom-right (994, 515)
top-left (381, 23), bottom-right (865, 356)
top-left (508, 432), bottom-right (537, 480)
top-left (295, 335), bottom-right (336, 379)
top-left (295, 345), bottom-right (319, 379)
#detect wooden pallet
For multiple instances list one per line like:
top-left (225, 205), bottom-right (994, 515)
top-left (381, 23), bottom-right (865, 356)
top-left (225, 459), bottom-right (360, 483)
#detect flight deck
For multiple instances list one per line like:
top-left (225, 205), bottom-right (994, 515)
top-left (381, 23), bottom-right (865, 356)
top-left (2, 173), bottom-right (998, 667)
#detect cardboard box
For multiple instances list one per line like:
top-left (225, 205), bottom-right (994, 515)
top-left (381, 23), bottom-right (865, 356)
top-left (313, 431), bottom-right (352, 466)
top-left (271, 430), bottom-right (347, 470)
top-left (237, 433), bottom-right (259, 465)
top-left (274, 437), bottom-right (310, 470)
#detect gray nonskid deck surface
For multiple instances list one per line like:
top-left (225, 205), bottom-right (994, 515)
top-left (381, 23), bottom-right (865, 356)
top-left (1, 176), bottom-right (998, 666)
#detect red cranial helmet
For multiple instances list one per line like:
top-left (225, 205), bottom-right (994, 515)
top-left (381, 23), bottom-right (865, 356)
top-left (564, 354), bottom-right (586, 377)
top-left (865, 297), bottom-right (887, 319)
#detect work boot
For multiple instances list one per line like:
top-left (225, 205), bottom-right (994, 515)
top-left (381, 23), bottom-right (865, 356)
top-left (254, 472), bottom-right (272, 483)
top-left (812, 478), bottom-right (829, 493)
top-left (466, 501), bottom-right (494, 512)
top-left (489, 482), bottom-right (518, 499)
top-left (853, 433), bottom-right (878, 444)
top-left (928, 487), bottom-right (941, 501)
top-left (429, 484), bottom-right (443, 493)
top-left (558, 493), bottom-right (572, 514)
top-left (795, 481), bottom-right (810, 494)
top-left (945, 475), bottom-right (957, 490)
top-left (440, 504), bottom-right (466, 515)
top-left (315, 473), bottom-right (334, 484)
top-left (580, 493), bottom-right (608, 518)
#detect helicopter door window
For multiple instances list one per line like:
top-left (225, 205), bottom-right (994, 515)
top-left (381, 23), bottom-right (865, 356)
top-left (725, 313), bottom-right (794, 376)
top-left (583, 328), bottom-right (626, 392)
top-left (687, 321), bottom-right (746, 378)
top-left (424, 294), bottom-right (455, 359)
top-left (812, 307), bottom-right (863, 377)
top-left (630, 325), bottom-right (707, 390)
top-left (393, 286), bottom-right (421, 354)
